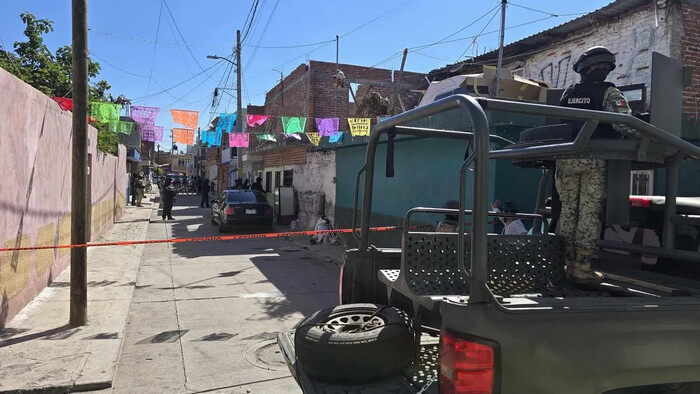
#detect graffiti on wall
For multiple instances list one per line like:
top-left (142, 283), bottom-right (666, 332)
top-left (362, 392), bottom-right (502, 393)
top-left (539, 54), bottom-right (573, 89)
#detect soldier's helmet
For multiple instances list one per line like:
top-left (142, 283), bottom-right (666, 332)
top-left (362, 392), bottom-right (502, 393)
top-left (573, 46), bottom-right (616, 75)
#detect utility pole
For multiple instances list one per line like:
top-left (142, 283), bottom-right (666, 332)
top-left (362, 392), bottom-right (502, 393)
top-left (494, 0), bottom-right (507, 98)
top-left (70, 0), bottom-right (88, 327)
top-left (334, 35), bottom-right (339, 117)
top-left (236, 29), bottom-right (243, 179)
top-left (394, 48), bottom-right (408, 112)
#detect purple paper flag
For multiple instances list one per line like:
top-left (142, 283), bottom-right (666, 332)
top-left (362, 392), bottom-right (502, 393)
top-left (315, 117), bottom-right (339, 136)
top-left (141, 124), bottom-right (164, 142)
top-left (131, 106), bottom-right (160, 126)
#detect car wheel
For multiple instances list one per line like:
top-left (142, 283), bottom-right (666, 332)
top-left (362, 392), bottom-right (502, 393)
top-left (217, 220), bottom-right (227, 233)
top-left (294, 303), bottom-right (414, 383)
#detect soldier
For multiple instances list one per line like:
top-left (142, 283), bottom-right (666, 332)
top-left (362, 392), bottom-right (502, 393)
top-left (557, 46), bottom-right (640, 282)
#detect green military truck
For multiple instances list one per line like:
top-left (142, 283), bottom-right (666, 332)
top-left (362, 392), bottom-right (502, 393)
top-left (278, 56), bottom-right (700, 393)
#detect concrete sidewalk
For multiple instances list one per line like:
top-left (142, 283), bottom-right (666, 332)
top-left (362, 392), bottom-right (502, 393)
top-left (0, 195), bottom-right (154, 393)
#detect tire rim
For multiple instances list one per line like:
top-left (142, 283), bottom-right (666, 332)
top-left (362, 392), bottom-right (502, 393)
top-left (322, 311), bottom-right (386, 334)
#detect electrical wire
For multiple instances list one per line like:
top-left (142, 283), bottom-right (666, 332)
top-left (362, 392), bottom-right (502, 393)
top-left (162, 0), bottom-right (217, 82)
top-left (241, 0), bottom-right (260, 43)
top-left (339, 0), bottom-right (414, 38)
top-left (146, 1), bottom-right (164, 96)
top-left (455, 5), bottom-right (501, 62)
top-left (508, 2), bottom-right (587, 18)
top-left (243, 0), bottom-right (280, 74)
top-left (132, 60), bottom-right (223, 102)
top-left (89, 28), bottom-right (233, 47)
top-left (410, 3), bottom-right (501, 52)
top-left (162, 8), bottom-right (206, 95)
top-left (90, 51), bottom-right (150, 78)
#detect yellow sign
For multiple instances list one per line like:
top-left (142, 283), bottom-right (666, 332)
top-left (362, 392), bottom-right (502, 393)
top-left (348, 118), bottom-right (371, 137)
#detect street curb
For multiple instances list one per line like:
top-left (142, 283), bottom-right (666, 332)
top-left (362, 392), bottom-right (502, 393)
top-left (0, 381), bottom-right (111, 394)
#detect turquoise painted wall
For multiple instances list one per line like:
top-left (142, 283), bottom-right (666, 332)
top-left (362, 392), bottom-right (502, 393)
top-left (335, 138), bottom-right (494, 225)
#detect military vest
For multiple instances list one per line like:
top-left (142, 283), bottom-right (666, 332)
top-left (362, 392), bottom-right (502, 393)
top-left (560, 81), bottom-right (617, 138)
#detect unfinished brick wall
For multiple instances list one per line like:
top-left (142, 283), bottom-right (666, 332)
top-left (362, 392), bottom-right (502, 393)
top-left (681, 1), bottom-right (700, 124)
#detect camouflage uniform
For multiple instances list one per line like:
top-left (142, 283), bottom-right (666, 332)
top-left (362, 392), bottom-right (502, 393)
top-left (556, 85), bottom-right (636, 271)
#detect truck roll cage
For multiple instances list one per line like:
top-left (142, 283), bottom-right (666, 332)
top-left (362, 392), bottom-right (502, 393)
top-left (353, 94), bottom-right (700, 305)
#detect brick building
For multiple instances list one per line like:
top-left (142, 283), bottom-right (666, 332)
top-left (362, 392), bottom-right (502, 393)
top-left (429, 0), bottom-right (700, 196)
top-left (242, 60), bottom-right (427, 230)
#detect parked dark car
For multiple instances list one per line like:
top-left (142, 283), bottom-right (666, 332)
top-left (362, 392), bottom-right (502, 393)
top-left (210, 190), bottom-right (273, 232)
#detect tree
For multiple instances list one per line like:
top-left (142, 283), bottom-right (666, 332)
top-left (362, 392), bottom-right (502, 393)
top-left (0, 12), bottom-right (109, 100)
top-left (0, 12), bottom-right (131, 155)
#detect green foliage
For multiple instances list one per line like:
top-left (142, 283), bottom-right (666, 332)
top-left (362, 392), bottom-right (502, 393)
top-left (0, 12), bottom-right (109, 100)
top-left (96, 123), bottom-right (120, 156)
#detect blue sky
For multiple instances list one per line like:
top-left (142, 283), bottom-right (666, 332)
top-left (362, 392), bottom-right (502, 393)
top-left (0, 0), bottom-right (612, 151)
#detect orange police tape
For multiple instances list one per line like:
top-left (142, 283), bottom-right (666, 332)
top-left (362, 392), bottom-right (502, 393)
top-left (0, 225), bottom-right (442, 252)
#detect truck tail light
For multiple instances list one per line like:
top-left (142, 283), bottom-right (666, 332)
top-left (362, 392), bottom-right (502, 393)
top-left (630, 197), bottom-right (652, 208)
top-left (265, 205), bottom-right (273, 215)
top-left (225, 206), bottom-right (235, 215)
top-left (440, 330), bottom-right (498, 394)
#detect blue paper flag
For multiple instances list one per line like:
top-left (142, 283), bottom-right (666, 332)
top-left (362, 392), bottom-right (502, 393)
top-left (329, 132), bottom-right (344, 143)
top-left (216, 113), bottom-right (236, 134)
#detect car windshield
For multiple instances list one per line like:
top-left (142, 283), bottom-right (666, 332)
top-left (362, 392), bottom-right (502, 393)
top-left (226, 191), bottom-right (267, 204)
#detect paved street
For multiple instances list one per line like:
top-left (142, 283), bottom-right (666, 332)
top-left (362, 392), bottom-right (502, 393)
top-left (110, 194), bottom-right (340, 393)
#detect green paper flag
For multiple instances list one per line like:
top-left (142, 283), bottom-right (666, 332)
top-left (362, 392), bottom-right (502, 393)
top-left (281, 116), bottom-right (306, 134)
top-left (90, 102), bottom-right (122, 124)
top-left (109, 120), bottom-right (133, 134)
top-left (255, 133), bottom-right (277, 142)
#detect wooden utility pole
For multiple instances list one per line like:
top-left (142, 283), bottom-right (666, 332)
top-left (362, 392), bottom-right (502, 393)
top-left (70, 0), bottom-right (88, 326)
top-left (236, 29), bottom-right (243, 178)
top-left (394, 48), bottom-right (408, 112)
top-left (494, 0), bottom-right (507, 98)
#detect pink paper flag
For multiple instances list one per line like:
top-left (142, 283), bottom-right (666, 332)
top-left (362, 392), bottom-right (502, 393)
top-left (229, 132), bottom-right (250, 148)
top-left (247, 115), bottom-right (270, 127)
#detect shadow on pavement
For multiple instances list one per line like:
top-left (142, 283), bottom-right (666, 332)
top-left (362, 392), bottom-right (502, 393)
top-left (0, 324), bottom-right (75, 347)
top-left (162, 195), bottom-right (339, 319)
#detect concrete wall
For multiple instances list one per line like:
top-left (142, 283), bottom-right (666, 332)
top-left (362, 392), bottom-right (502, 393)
top-left (511, 2), bottom-right (675, 108)
top-left (0, 67), bottom-right (126, 327)
top-left (291, 150), bottom-right (336, 230)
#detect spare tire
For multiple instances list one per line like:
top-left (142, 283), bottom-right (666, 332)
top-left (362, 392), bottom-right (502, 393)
top-left (295, 303), bottom-right (414, 383)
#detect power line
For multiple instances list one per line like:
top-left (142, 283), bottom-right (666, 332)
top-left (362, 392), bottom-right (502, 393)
top-left (132, 60), bottom-right (223, 102)
top-left (90, 51), bottom-right (150, 78)
top-left (162, 0), bottom-right (216, 82)
top-left (410, 3), bottom-right (501, 52)
top-left (508, 2), bottom-right (587, 18)
top-left (241, 0), bottom-right (260, 43)
top-left (162, 7), bottom-right (206, 95)
top-left (244, 39), bottom-right (335, 49)
top-left (340, 0), bottom-right (414, 38)
top-left (244, 0), bottom-right (280, 74)
top-left (456, 5), bottom-right (501, 62)
top-left (146, 1), bottom-right (164, 96)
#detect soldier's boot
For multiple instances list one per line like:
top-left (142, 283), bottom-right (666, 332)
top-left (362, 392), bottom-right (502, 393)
top-left (567, 261), bottom-right (604, 283)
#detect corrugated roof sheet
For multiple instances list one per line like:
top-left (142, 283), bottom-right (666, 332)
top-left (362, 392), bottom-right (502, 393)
top-left (429, 0), bottom-right (651, 80)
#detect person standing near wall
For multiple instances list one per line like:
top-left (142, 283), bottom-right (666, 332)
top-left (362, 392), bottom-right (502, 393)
top-left (557, 46), bottom-right (641, 283)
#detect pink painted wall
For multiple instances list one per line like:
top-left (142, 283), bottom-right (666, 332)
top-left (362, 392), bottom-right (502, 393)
top-left (0, 67), bottom-right (127, 327)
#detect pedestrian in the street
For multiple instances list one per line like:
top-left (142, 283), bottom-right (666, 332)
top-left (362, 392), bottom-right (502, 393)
top-left (200, 179), bottom-right (211, 208)
top-left (130, 173), bottom-right (139, 206)
top-left (233, 179), bottom-right (243, 189)
top-left (251, 177), bottom-right (265, 193)
top-left (242, 179), bottom-right (250, 190)
top-left (498, 202), bottom-right (528, 235)
top-left (556, 46), bottom-right (641, 283)
top-left (161, 178), bottom-right (176, 220)
top-left (135, 174), bottom-right (146, 207)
